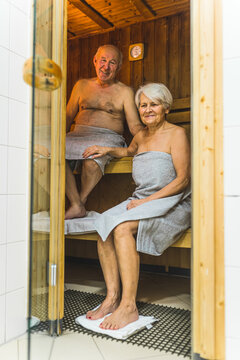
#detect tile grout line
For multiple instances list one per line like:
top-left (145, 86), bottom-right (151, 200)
top-left (92, 336), bottom-right (107, 360)
top-left (48, 336), bottom-right (56, 360)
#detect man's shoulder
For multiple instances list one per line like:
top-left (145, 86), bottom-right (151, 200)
top-left (115, 81), bottom-right (134, 96)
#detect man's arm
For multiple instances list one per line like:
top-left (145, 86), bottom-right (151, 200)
top-left (123, 86), bottom-right (144, 136)
top-left (66, 80), bottom-right (81, 133)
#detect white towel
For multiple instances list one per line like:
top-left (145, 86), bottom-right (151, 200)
top-left (32, 210), bottom-right (99, 235)
top-left (75, 312), bottom-right (158, 340)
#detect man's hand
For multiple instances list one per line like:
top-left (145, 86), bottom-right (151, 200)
top-left (126, 198), bottom-right (148, 210)
top-left (83, 145), bottom-right (109, 159)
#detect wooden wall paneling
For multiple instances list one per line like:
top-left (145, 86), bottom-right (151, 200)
top-left (154, 17), bottom-right (168, 85)
top-left (118, 26), bottom-right (131, 86)
top-left (97, 32), bottom-right (111, 46)
top-left (167, 110), bottom-right (190, 124)
top-left (168, 14), bottom-right (180, 98)
top-left (86, 173), bottom-right (135, 213)
top-left (80, 37), bottom-right (90, 79)
top-left (180, 11), bottom-right (190, 98)
top-left (130, 22), bottom-right (143, 91)
top-left (143, 21), bottom-right (155, 83)
top-left (88, 35), bottom-right (100, 78)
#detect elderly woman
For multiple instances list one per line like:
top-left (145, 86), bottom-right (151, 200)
top-left (83, 83), bottom-right (191, 330)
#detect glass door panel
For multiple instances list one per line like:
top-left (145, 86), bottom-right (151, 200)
top-left (24, 0), bottom-right (67, 358)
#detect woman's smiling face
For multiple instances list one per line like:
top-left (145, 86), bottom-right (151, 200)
top-left (138, 93), bottom-right (169, 127)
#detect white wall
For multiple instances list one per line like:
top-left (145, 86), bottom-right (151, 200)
top-left (223, 0), bottom-right (240, 358)
top-left (0, 0), bottom-right (31, 345)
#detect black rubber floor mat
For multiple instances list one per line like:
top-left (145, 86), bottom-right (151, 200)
top-left (31, 290), bottom-right (191, 358)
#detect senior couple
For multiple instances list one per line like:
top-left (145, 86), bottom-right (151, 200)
top-left (65, 45), bottom-right (191, 330)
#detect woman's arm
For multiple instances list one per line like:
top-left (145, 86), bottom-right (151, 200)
top-left (82, 133), bottom-right (140, 159)
top-left (127, 127), bottom-right (190, 209)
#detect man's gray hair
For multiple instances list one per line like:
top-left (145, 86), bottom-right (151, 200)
top-left (95, 45), bottom-right (123, 70)
top-left (135, 83), bottom-right (173, 110)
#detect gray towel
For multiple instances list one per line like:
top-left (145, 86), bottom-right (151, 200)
top-left (65, 125), bottom-right (126, 174)
top-left (94, 151), bottom-right (191, 256)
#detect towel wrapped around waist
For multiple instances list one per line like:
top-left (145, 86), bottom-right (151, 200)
top-left (94, 151), bottom-right (191, 256)
top-left (65, 124), bottom-right (126, 174)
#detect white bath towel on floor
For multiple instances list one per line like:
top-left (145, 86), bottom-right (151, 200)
top-left (75, 313), bottom-right (158, 340)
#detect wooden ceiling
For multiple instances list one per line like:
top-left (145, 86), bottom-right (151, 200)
top-left (67, 0), bottom-right (190, 39)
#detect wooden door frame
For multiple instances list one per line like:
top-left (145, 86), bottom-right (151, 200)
top-left (48, 0), bottom-right (67, 335)
top-left (192, 0), bottom-right (225, 359)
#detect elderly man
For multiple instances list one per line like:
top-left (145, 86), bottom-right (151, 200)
top-left (65, 45), bottom-right (143, 219)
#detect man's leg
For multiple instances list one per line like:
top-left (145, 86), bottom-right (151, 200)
top-left (100, 221), bottom-right (140, 330)
top-left (86, 233), bottom-right (121, 320)
top-left (65, 160), bottom-right (86, 219)
top-left (79, 159), bottom-right (103, 205)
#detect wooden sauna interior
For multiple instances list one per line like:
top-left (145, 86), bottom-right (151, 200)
top-left (65, 0), bottom-right (191, 272)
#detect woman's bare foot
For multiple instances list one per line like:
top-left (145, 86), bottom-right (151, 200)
top-left (86, 296), bottom-right (120, 320)
top-left (65, 202), bottom-right (86, 219)
top-left (99, 303), bottom-right (139, 330)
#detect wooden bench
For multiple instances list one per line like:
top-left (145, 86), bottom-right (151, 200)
top-left (68, 156), bottom-right (191, 249)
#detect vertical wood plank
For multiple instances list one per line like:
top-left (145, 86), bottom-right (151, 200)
top-left (192, 0), bottom-right (224, 358)
top-left (168, 14), bottom-right (180, 98)
top-left (143, 21), bottom-right (155, 83)
top-left (130, 22), bottom-right (143, 91)
top-left (179, 11), bottom-right (190, 98)
top-left (214, 0), bottom-right (225, 358)
top-left (118, 26), bottom-right (131, 86)
top-left (154, 17), bottom-right (168, 86)
top-left (80, 37), bottom-right (90, 78)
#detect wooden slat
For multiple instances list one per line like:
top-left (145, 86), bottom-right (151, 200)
top-left (69, 0), bottom-right (113, 29)
top-left (179, 11), bottom-right (190, 98)
top-left (105, 157), bottom-right (133, 174)
top-left (172, 97), bottom-right (190, 110)
top-left (143, 20), bottom-right (155, 82)
top-left (154, 17), bottom-right (168, 85)
top-left (168, 14), bottom-right (180, 98)
top-left (167, 110), bottom-right (190, 124)
top-left (65, 228), bottom-right (191, 248)
top-left (130, 22), bottom-right (143, 91)
top-left (131, 0), bottom-right (155, 19)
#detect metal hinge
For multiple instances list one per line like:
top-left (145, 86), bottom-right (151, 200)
top-left (48, 263), bottom-right (57, 286)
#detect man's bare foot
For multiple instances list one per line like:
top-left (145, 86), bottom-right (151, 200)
top-left (65, 203), bottom-right (86, 219)
top-left (86, 296), bottom-right (120, 320)
top-left (99, 303), bottom-right (139, 330)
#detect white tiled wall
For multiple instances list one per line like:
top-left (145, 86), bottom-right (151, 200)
top-left (223, 0), bottom-right (240, 358)
top-left (0, 0), bottom-right (31, 345)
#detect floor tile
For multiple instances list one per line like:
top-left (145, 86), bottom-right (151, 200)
top-left (94, 336), bottom-right (161, 360)
top-left (93, 337), bottom-right (187, 360)
top-left (18, 333), bottom-right (54, 360)
top-left (0, 339), bottom-right (18, 360)
top-left (50, 333), bottom-right (104, 360)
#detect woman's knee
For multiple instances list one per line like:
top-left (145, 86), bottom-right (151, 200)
top-left (113, 222), bottom-right (136, 239)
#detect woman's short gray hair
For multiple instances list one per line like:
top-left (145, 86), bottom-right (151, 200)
top-left (135, 83), bottom-right (173, 110)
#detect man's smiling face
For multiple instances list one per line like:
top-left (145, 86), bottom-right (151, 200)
top-left (94, 47), bottom-right (120, 85)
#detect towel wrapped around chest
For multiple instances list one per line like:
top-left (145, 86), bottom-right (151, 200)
top-left (94, 151), bottom-right (191, 256)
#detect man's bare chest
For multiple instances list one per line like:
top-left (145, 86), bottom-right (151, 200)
top-left (79, 88), bottom-right (123, 115)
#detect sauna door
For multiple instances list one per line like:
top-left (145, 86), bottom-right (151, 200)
top-left (24, 0), bottom-right (67, 355)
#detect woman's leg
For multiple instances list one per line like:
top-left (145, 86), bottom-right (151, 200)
top-left (86, 233), bottom-right (121, 320)
top-left (100, 220), bottom-right (140, 330)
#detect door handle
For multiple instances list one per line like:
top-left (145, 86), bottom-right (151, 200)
top-left (23, 56), bottom-right (62, 91)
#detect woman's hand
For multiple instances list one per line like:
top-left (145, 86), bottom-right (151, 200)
top-left (82, 145), bottom-right (109, 159)
top-left (127, 198), bottom-right (148, 210)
